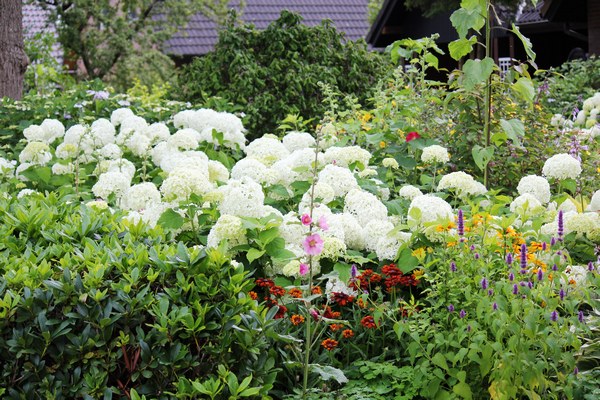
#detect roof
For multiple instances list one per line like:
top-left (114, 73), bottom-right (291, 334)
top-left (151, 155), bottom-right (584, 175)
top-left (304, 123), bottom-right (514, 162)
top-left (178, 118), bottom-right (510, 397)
top-left (22, 4), bottom-right (63, 64)
top-left (165, 0), bottom-right (371, 56)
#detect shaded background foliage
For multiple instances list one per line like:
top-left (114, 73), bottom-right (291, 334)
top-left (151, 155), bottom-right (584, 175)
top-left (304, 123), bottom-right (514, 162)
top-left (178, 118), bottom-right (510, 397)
top-left (177, 11), bottom-right (391, 138)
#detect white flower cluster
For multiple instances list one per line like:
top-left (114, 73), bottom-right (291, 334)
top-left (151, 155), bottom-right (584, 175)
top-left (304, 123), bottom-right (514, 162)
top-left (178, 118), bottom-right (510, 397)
top-left (0, 157), bottom-right (17, 177)
top-left (19, 141), bottom-right (52, 166)
top-left (408, 195), bottom-right (453, 225)
top-left (516, 175), bottom-right (551, 204)
top-left (542, 153), bottom-right (582, 180)
top-left (510, 193), bottom-right (543, 215)
top-left (244, 135), bottom-right (290, 166)
top-left (23, 119), bottom-right (65, 144)
top-left (160, 167), bottom-right (213, 202)
top-left (282, 131), bottom-right (315, 152)
top-left (398, 185), bottom-right (423, 200)
top-left (121, 182), bottom-right (162, 211)
top-left (173, 108), bottom-right (246, 150)
top-left (323, 145), bottom-right (371, 169)
top-left (207, 214), bottom-right (248, 251)
top-left (421, 145), bottom-right (449, 164)
top-left (588, 190), bottom-right (600, 212)
top-left (437, 171), bottom-right (487, 198)
top-left (575, 92), bottom-right (600, 129)
top-left (343, 189), bottom-right (388, 226)
top-left (317, 164), bottom-right (359, 197)
top-left (92, 171), bottom-right (131, 200)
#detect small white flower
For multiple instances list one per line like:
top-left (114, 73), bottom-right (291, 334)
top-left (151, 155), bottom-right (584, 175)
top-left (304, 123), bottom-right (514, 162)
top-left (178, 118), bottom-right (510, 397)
top-left (398, 185), bottom-right (423, 200)
top-left (421, 145), bottom-right (449, 164)
top-left (382, 158), bottom-right (399, 169)
top-left (542, 153), bottom-right (582, 180)
top-left (517, 175), bottom-right (551, 204)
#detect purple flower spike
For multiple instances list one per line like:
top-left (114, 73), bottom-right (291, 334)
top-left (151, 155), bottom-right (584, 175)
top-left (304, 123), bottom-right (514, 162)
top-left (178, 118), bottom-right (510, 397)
top-left (550, 310), bottom-right (558, 322)
top-left (574, 367), bottom-right (579, 376)
top-left (506, 253), bottom-right (513, 265)
top-left (513, 284), bottom-right (519, 295)
top-left (588, 262), bottom-right (595, 272)
top-left (450, 262), bottom-right (457, 272)
top-left (492, 302), bottom-right (498, 311)
top-left (508, 272), bottom-right (515, 281)
top-left (578, 311), bottom-right (584, 323)
top-left (466, 324), bottom-right (471, 332)
top-left (458, 209), bottom-right (464, 236)
top-left (474, 253), bottom-right (480, 260)
top-left (527, 281), bottom-right (533, 289)
top-left (520, 244), bottom-right (528, 270)
top-left (459, 309), bottom-right (466, 319)
top-left (542, 242), bottom-right (547, 251)
top-left (469, 244), bottom-right (476, 251)
top-left (488, 289), bottom-right (494, 296)
top-left (480, 277), bottom-right (488, 290)
top-left (552, 264), bottom-right (558, 272)
top-left (558, 210), bottom-right (564, 240)
top-left (448, 304), bottom-right (455, 313)
top-left (560, 288), bottom-right (565, 301)
top-left (351, 264), bottom-right (358, 279)
top-left (551, 237), bottom-right (557, 246)
top-left (537, 269), bottom-right (543, 281)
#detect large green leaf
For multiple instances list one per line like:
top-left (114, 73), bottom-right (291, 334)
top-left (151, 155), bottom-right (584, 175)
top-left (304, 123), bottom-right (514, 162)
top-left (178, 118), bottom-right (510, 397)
top-left (310, 364), bottom-right (348, 384)
top-left (448, 37), bottom-right (477, 61)
top-left (512, 77), bottom-right (535, 104)
top-left (472, 145), bottom-right (495, 172)
top-left (450, 7), bottom-right (485, 38)
top-left (462, 58), bottom-right (495, 90)
top-left (157, 209), bottom-right (184, 230)
top-left (498, 118), bottom-right (525, 146)
top-left (511, 24), bottom-right (537, 66)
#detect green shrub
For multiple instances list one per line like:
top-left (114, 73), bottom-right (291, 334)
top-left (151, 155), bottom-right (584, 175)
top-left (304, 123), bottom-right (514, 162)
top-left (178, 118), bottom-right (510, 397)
top-left (0, 193), bottom-right (280, 399)
top-left (539, 56), bottom-right (600, 116)
top-left (177, 10), bottom-right (391, 138)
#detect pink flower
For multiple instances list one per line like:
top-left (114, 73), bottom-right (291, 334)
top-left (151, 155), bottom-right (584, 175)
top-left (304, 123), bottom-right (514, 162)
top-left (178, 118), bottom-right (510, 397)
top-left (303, 233), bottom-right (324, 256)
top-left (301, 214), bottom-right (312, 226)
top-left (299, 263), bottom-right (309, 276)
top-left (318, 215), bottom-right (329, 231)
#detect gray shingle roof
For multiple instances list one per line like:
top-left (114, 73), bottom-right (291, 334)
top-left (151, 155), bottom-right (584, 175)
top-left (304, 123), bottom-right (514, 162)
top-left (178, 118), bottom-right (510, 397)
top-left (22, 4), bottom-right (63, 64)
top-left (165, 0), bottom-right (371, 56)
top-left (516, 1), bottom-right (546, 25)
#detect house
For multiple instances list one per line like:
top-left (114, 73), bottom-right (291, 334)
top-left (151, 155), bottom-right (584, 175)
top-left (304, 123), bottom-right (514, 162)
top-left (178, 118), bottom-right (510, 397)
top-left (22, 1), bottom-right (372, 66)
top-left (22, 3), bottom-right (63, 65)
top-left (367, 0), bottom-right (597, 70)
top-left (164, 0), bottom-right (372, 63)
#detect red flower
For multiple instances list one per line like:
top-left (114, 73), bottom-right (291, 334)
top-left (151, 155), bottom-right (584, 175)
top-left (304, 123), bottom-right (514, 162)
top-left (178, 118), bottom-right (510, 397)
top-left (274, 305), bottom-right (287, 319)
top-left (249, 291), bottom-right (258, 300)
top-left (321, 338), bottom-right (339, 351)
top-left (329, 323), bottom-right (344, 332)
top-left (291, 314), bottom-right (305, 325)
top-left (406, 131), bottom-right (421, 142)
top-left (342, 329), bottom-right (354, 338)
top-left (288, 288), bottom-right (303, 298)
top-left (269, 285), bottom-right (286, 297)
top-left (330, 292), bottom-right (355, 306)
top-left (361, 315), bottom-right (377, 329)
top-left (255, 278), bottom-right (274, 288)
top-left (322, 306), bottom-right (341, 319)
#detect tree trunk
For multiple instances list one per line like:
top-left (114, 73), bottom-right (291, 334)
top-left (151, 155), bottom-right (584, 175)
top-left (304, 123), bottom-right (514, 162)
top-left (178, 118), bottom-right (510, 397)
top-left (589, 0), bottom-right (600, 56)
top-left (0, 0), bottom-right (28, 100)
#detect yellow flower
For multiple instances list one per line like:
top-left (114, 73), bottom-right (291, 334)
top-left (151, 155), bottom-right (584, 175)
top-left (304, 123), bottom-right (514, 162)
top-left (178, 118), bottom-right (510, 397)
top-left (379, 141), bottom-right (386, 149)
top-left (413, 269), bottom-right (425, 279)
top-left (412, 247), bottom-right (426, 261)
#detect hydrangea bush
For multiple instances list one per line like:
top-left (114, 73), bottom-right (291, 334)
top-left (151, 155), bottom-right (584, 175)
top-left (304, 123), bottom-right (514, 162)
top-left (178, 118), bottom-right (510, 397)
top-left (0, 91), bottom-right (598, 397)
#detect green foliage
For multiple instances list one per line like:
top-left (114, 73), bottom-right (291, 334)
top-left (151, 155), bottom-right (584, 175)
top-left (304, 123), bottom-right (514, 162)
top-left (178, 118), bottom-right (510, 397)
top-left (539, 56), bottom-right (600, 115)
top-left (177, 10), bottom-right (391, 138)
top-left (0, 193), bottom-right (280, 398)
top-left (34, 0), bottom-right (229, 85)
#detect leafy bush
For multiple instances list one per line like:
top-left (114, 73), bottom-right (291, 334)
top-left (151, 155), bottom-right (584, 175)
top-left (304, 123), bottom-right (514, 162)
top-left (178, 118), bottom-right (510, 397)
top-left (0, 193), bottom-right (280, 399)
top-left (177, 10), bottom-right (391, 138)
top-left (539, 56), bottom-right (600, 116)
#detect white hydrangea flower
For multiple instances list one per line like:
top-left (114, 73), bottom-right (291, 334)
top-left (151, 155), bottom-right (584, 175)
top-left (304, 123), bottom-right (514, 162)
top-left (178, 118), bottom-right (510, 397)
top-left (17, 189), bottom-right (38, 198)
top-left (159, 150), bottom-right (209, 174)
top-left (86, 200), bottom-right (109, 210)
top-left (97, 143), bottom-right (122, 160)
top-left (565, 212), bottom-right (600, 237)
top-left (587, 190), bottom-right (600, 212)
top-left (167, 128), bottom-right (201, 151)
top-left (437, 171), bottom-right (487, 198)
top-left (363, 219), bottom-right (394, 252)
top-left (19, 141), bottom-right (52, 165)
top-left (319, 122), bottom-right (339, 149)
top-left (281, 260), bottom-right (303, 278)
top-left (160, 167), bottom-right (213, 202)
top-left (421, 145), bottom-right (450, 164)
top-left (375, 230), bottom-right (411, 261)
top-left (121, 182), bottom-right (162, 211)
top-left (558, 199), bottom-right (578, 212)
top-left (151, 142), bottom-right (172, 167)
top-left (175, 109), bottom-right (246, 150)
top-left (408, 195), bottom-right (453, 225)
top-left (63, 124), bottom-right (87, 145)
top-left (125, 132), bottom-right (152, 157)
top-left (318, 164), bottom-right (359, 198)
top-left (0, 157), bottom-right (16, 177)
top-left (90, 118), bottom-right (116, 147)
top-left (278, 212), bottom-right (308, 246)
top-left (271, 148), bottom-right (324, 186)
top-left (282, 131), bottom-right (315, 152)
top-left (332, 213), bottom-right (365, 250)
top-left (207, 214), bottom-right (248, 251)
top-left (516, 175), bottom-right (551, 204)
top-left (143, 122), bottom-right (171, 144)
top-left (39, 119), bottom-right (65, 143)
top-left (173, 109), bottom-right (199, 130)
top-left (117, 115), bottom-right (148, 144)
top-left (207, 160), bottom-right (230, 183)
top-left (245, 136), bottom-right (290, 166)
top-left (95, 158), bottom-right (136, 181)
top-left (231, 158), bottom-right (279, 185)
top-left (23, 125), bottom-right (46, 142)
top-left (510, 193), bottom-right (544, 214)
top-left (399, 185), bottom-right (423, 200)
top-left (382, 158), bottom-right (399, 169)
top-left (51, 163), bottom-right (74, 175)
top-left (320, 236), bottom-right (347, 261)
top-left (92, 171), bottom-right (131, 200)
top-left (323, 145), bottom-right (371, 169)
top-left (542, 153), bottom-right (582, 180)
top-left (110, 108), bottom-right (135, 126)
top-left (16, 162), bottom-right (32, 181)
top-left (358, 168), bottom-right (378, 178)
top-left (299, 181), bottom-right (336, 210)
top-left (343, 189), bottom-right (388, 226)
top-left (217, 177), bottom-right (266, 218)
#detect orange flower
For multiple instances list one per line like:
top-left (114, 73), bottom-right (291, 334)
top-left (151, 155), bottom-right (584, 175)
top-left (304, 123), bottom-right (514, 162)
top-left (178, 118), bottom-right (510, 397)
top-left (342, 329), bottom-right (354, 338)
top-left (357, 298), bottom-right (367, 309)
top-left (311, 286), bottom-right (322, 295)
top-left (321, 338), bottom-right (339, 351)
top-left (288, 288), bottom-right (303, 298)
top-left (329, 323), bottom-right (344, 332)
top-left (269, 285), bottom-right (286, 297)
top-left (361, 315), bottom-right (377, 329)
top-left (291, 314), bottom-right (305, 326)
top-left (249, 291), bottom-right (258, 300)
